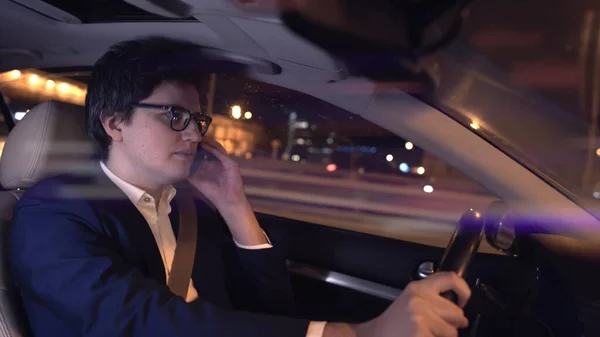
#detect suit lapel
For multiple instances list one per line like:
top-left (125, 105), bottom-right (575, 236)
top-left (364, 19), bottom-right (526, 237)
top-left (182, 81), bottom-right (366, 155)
top-left (88, 166), bottom-right (167, 284)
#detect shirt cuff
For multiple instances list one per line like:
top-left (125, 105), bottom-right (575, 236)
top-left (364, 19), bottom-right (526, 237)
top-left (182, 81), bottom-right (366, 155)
top-left (233, 230), bottom-right (273, 250)
top-left (306, 321), bottom-right (327, 337)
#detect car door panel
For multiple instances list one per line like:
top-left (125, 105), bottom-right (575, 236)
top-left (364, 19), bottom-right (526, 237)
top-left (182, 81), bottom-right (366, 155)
top-left (259, 213), bottom-right (538, 324)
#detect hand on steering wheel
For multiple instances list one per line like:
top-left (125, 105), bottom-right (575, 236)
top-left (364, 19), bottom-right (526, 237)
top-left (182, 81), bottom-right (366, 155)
top-left (437, 208), bottom-right (485, 304)
top-left (352, 208), bottom-right (484, 337)
top-left (354, 272), bottom-right (471, 337)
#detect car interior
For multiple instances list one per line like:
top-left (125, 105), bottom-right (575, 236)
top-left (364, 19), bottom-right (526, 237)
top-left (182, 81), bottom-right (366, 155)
top-left (1, 1), bottom-right (600, 337)
top-left (0, 99), bottom-right (545, 337)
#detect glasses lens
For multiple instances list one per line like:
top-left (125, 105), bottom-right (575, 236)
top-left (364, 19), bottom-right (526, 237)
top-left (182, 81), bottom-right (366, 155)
top-left (197, 119), bottom-right (209, 135)
top-left (170, 109), bottom-right (191, 131)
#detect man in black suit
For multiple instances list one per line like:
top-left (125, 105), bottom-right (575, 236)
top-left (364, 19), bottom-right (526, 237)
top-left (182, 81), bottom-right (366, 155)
top-left (9, 37), bottom-right (471, 337)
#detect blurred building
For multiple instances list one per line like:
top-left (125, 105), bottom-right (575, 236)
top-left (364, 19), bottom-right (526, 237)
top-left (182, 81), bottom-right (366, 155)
top-left (206, 115), bottom-right (265, 157)
top-left (0, 69), bottom-right (86, 107)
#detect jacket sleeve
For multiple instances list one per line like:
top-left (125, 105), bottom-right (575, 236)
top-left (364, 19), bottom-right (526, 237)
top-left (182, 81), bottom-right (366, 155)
top-left (219, 219), bottom-right (297, 316)
top-left (9, 198), bottom-right (310, 337)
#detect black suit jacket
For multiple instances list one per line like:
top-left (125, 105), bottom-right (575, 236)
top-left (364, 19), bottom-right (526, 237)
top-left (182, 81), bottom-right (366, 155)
top-left (8, 167), bottom-right (310, 337)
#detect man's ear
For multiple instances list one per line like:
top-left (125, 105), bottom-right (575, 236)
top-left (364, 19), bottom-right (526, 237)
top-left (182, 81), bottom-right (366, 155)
top-left (100, 114), bottom-right (125, 143)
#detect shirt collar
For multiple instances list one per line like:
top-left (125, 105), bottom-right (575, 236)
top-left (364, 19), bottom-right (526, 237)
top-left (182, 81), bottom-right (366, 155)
top-left (99, 161), bottom-right (177, 205)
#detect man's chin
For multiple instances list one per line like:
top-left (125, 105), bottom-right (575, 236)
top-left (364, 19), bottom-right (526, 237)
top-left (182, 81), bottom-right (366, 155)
top-left (173, 164), bottom-right (194, 182)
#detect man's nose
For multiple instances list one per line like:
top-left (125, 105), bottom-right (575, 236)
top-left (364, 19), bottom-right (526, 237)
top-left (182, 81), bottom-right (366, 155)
top-left (181, 121), bottom-right (203, 142)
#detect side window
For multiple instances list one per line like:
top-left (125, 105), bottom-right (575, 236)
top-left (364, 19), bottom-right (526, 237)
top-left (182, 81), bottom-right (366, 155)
top-left (0, 69), bottom-right (87, 157)
top-left (207, 76), bottom-right (497, 246)
top-left (0, 69), bottom-right (86, 120)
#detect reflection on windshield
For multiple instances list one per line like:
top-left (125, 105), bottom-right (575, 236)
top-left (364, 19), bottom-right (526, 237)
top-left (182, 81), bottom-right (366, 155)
top-left (425, 0), bottom-right (600, 216)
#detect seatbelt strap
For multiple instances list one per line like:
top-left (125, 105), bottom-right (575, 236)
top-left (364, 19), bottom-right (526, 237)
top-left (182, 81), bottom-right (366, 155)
top-left (167, 185), bottom-right (198, 299)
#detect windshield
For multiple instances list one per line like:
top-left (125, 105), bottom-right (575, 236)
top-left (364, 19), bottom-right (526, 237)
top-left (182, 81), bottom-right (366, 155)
top-left (425, 0), bottom-right (600, 217)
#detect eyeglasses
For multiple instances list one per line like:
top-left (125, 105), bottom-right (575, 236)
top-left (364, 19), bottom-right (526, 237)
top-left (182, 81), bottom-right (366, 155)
top-left (130, 103), bottom-right (212, 135)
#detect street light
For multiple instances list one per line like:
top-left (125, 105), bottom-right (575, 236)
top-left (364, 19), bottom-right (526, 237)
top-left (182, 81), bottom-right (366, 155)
top-left (28, 74), bottom-right (40, 85)
top-left (244, 111), bottom-right (252, 119)
top-left (14, 112), bottom-right (26, 120)
top-left (405, 142), bottom-right (414, 150)
top-left (231, 105), bottom-right (242, 119)
top-left (7, 70), bottom-right (21, 80)
top-left (295, 121), bottom-right (309, 129)
top-left (58, 82), bottom-right (70, 93)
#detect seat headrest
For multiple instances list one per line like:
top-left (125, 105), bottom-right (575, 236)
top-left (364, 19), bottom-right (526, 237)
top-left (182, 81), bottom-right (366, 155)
top-left (0, 101), bottom-right (94, 190)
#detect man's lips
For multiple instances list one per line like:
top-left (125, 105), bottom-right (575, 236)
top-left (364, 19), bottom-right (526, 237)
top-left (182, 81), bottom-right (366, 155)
top-left (173, 151), bottom-right (195, 158)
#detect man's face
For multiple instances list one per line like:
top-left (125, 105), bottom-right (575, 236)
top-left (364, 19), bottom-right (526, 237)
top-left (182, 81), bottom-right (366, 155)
top-left (116, 81), bottom-right (203, 185)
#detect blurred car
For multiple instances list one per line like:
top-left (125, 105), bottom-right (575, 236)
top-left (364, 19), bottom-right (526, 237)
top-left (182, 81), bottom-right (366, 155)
top-left (0, 1), bottom-right (599, 337)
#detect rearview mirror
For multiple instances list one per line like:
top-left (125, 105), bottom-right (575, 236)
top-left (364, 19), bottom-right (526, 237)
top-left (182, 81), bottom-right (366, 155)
top-left (279, 0), bottom-right (473, 83)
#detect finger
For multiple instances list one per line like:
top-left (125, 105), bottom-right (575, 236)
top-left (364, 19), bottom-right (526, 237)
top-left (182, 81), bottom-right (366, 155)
top-left (201, 144), bottom-right (237, 168)
top-left (200, 142), bottom-right (231, 163)
top-left (424, 272), bottom-right (472, 308)
top-left (423, 293), bottom-right (469, 329)
top-left (201, 143), bottom-right (232, 164)
top-left (201, 138), bottom-right (227, 155)
top-left (416, 326), bottom-right (435, 337)
top-left (425, 309), bottom-right (461, 337)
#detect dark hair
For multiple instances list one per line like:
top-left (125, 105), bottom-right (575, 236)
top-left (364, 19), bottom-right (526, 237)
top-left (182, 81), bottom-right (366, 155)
top-left (85, 36), bottom-right (205, 160)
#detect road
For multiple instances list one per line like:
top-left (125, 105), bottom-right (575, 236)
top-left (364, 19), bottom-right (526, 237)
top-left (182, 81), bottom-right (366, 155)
top-left (237, 160), bottom-right (502, 254)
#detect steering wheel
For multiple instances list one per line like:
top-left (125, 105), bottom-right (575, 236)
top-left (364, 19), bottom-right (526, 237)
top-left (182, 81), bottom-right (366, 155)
top-left (437, 209), bottom-right (486, 303)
